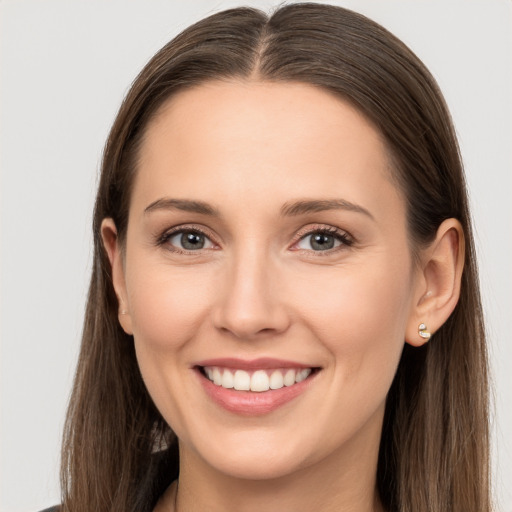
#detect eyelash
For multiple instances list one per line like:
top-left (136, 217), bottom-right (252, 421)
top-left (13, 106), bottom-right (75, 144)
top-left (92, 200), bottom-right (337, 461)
top-left (156, 225), bottom-right (217, 255)
top-left (155, 224), bottom-right (354, 256)
top-left (292, 225), bottom-right (354, 256)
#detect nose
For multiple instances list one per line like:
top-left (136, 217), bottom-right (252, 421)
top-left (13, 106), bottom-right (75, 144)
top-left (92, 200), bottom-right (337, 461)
top-left (212, 248), bottom-right (291, 340)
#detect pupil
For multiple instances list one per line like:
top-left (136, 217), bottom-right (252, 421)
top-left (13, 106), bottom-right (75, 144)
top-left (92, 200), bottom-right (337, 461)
top-left (181, 232), bottom-right (205, 250)
top-left (311, 233), bottom-right (334, 250)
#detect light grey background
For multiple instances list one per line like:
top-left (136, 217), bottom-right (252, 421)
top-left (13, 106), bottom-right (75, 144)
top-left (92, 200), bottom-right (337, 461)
top-left (1, 1), bottom-right (511, 511)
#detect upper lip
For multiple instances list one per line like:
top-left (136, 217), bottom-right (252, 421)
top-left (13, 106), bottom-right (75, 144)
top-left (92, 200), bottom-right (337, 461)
top-left (194, 357), bottom-right (317, 370)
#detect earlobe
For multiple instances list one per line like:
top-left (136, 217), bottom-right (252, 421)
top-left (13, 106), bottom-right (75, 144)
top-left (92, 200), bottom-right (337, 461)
top-left (100, 218), bottom-right (133, 335)
top-left (405, 218), bottom-right (465, 347)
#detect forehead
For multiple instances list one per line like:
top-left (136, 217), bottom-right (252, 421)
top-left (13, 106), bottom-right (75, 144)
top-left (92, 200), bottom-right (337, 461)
top-left (133, 80), bottom-right (403, 222)
top-left (143, 80), bottom-right (389, 167)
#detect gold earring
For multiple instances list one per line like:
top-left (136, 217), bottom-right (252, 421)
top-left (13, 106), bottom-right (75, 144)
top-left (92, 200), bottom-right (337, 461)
top-left (418, 323), bottom-right (431, 340)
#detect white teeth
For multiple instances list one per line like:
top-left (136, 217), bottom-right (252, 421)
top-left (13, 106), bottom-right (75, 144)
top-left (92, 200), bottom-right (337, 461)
top-left (269, 370), bottom-right (284, 389)
top-left (295, 368), bottom-right (312, 383)
top-left (221, 369), bottom-right (234, 388)
top-left (233, 370), bottom-right (251, 391)
top-left (284, 369), bottom-right (296, 386)
top-left (204, 366), bottom-right (314, 392)
top-left (213, 367), bottom-right (222, 386)
top-left (250, 370), bottom-right (270, 392)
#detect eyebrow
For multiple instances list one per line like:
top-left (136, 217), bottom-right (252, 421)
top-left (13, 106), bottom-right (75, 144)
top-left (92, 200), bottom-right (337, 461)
top-left (144, 198), bottom-right (220, 216)
top-left (144, 197), bottom-right (374, 221)
top-left (280, 199), bottom-right (375, 220)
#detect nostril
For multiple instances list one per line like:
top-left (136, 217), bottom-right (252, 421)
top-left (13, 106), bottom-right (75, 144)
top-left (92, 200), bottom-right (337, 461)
top-left (214, 311), bottom-right (291, 340)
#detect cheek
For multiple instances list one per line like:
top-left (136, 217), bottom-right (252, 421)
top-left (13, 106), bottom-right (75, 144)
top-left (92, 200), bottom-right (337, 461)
top-left (291, 256), bottom-right (412, 379)
top-left (284, 259), bottom-right (412, 451)
top-left (127, 262), bottom-right (214, 352)
top-left (125, 263), bottom-right (217, 435)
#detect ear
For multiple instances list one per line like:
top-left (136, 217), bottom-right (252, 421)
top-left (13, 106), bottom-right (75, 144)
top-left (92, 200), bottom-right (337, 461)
top-left (405, 218), bottom-right (465, 347)
top-left (101, 218), bottom-right (133, 335)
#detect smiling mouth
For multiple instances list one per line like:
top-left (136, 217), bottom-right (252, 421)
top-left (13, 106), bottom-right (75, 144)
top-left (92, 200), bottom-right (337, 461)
top-left (199, 366), bottom-right (318, 392)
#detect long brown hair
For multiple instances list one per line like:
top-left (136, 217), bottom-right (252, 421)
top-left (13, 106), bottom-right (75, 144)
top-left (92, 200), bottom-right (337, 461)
top-left (60, 4), bottom-right (490, 511)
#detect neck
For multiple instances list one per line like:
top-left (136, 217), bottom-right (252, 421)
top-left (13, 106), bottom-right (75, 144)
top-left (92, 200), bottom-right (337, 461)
top-left (159, 413), bottom-right (386, 512)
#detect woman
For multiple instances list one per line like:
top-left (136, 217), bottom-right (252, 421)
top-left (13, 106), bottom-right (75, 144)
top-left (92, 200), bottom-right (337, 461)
top-left (53, 3), bottom-right (490, 511)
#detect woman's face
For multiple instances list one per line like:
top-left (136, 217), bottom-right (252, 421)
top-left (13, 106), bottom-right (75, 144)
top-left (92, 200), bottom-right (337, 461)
top-left (112, 81), bottom-right (423, 480)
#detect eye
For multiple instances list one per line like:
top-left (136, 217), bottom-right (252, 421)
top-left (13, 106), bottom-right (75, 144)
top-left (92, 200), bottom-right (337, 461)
top-left (164, 229), bottom-right (215, 252)
top-left (294, 228), bottom-right (353, 252)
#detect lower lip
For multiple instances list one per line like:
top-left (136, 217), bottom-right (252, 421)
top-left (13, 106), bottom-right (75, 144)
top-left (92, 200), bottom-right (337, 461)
top-left (196, 368), bottom-right (318, 415)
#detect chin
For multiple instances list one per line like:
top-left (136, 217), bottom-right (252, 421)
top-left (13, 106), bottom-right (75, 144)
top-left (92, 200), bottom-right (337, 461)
top-left (203, 447), bottom-right (310, 481)
top-left (180, 423), bottom-right (328, 482)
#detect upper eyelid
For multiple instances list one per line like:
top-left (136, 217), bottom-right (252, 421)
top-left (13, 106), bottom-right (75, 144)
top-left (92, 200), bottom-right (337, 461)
top-left (159, 224), bottom-right (217, 242)
top-left (294, 230), bottom-right (352, 246)
top-left (293, 224), bottom-right (353, 241)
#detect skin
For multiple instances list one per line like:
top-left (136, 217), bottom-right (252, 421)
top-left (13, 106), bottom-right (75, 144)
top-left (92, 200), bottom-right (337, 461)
top-left (102, 81), bottom-right (464, 512)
